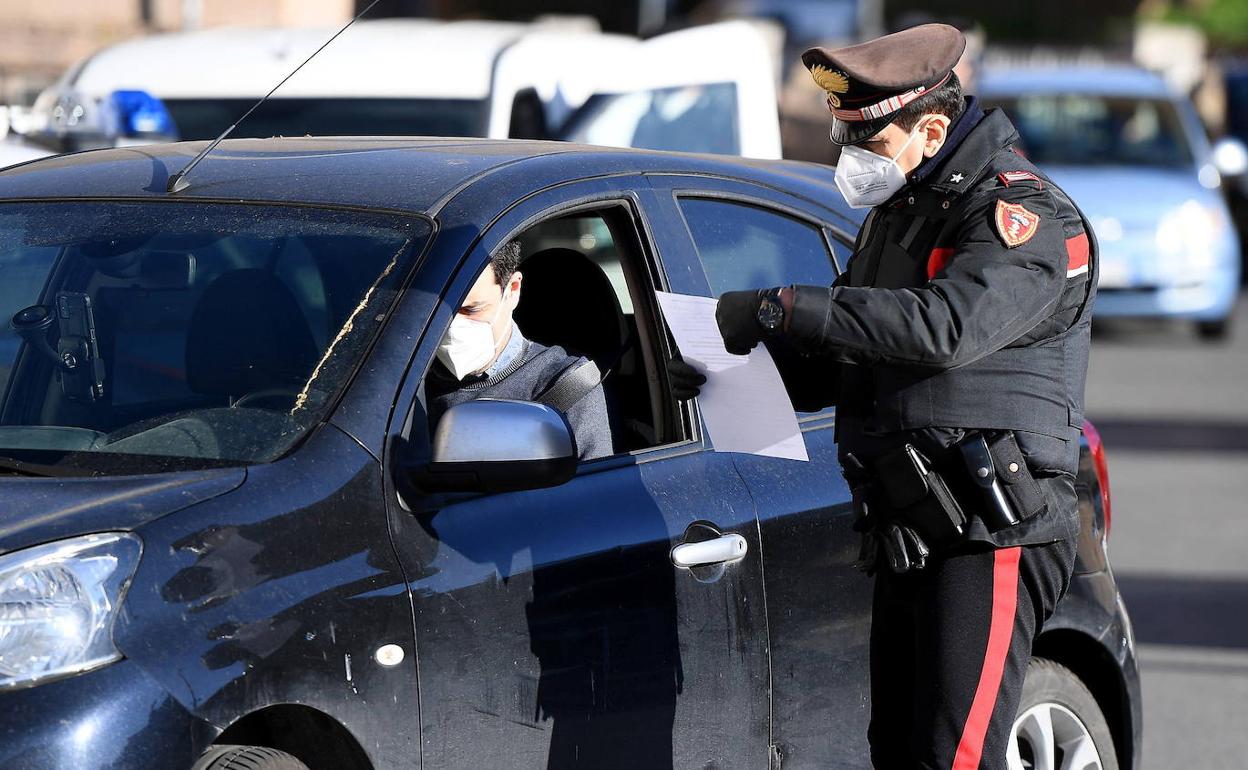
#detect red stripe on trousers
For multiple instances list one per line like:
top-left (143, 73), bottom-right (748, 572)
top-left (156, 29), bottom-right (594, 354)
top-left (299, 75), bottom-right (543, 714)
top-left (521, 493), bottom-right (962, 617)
top-left (1065, 233), bottom-right (1089, 272)
top-left (951, 546), bottom-right (1022, 770)
top-left (927, 247), bottom-right (956, 279)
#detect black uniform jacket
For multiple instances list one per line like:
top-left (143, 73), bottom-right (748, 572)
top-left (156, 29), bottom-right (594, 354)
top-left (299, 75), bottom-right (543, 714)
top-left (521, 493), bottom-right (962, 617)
top-left (777, 106), bottom-right (1098, 547)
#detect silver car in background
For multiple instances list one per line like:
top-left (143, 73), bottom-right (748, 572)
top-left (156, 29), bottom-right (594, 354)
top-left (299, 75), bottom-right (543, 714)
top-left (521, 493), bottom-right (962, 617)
top-left (982, 65), bottom-right (1243, 340)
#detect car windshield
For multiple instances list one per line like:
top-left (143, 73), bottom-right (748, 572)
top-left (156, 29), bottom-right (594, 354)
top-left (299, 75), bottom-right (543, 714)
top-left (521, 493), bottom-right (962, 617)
top-left (984, 94), bottom-right (1195, 167)
top-left (165, 97), bottom-right (487, 140)
top-left (0, 201), bottom-right (427, 474)
top-left (561, 82), bottom-right (741, 155)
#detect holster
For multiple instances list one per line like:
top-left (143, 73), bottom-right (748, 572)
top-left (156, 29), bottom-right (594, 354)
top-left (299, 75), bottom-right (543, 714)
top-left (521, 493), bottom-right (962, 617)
top-left (983, 431), bottom-right (1048, 524)
top-left (844, 432), bottom-right (1045, 573)
top-left (872, 443), bottom-right (967, 550)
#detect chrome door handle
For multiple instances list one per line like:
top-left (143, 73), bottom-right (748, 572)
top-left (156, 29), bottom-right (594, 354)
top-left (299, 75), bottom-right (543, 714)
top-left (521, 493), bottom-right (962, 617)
top-left (671, 534), bottom-right (748, 568)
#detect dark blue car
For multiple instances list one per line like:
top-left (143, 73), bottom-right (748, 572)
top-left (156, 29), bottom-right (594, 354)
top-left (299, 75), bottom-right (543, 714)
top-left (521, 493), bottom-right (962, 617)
top-left (0, 139), bottom-right (1138, 770)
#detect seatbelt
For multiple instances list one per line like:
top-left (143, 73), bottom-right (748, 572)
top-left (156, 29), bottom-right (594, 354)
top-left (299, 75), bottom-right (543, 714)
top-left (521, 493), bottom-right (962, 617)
top-left (536, 359), bottom-right (602, 414)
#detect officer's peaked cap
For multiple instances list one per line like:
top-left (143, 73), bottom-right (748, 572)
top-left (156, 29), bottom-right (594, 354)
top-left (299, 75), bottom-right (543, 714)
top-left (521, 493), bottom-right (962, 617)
top-left (802, 24), bottom-right (966, 146)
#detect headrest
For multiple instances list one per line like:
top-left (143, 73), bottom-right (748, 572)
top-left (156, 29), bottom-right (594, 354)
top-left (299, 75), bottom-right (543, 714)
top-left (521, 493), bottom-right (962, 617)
top-left (513, 247), bottom-right (627, 366)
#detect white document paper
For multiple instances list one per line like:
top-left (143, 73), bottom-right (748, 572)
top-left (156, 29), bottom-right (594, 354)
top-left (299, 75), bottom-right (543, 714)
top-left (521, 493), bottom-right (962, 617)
top-left (655, 291), bottom-right (809, 462)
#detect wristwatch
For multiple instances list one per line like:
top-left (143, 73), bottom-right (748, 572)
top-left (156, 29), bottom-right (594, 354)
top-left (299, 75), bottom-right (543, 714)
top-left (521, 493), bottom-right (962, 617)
top-left (756, 287), bottom-right (786, 332)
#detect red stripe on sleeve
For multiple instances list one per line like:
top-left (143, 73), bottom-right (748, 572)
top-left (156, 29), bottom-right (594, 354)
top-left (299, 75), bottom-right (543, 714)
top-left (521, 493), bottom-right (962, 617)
top-left (951, 547), bottom-right (1022, 770)
top-left (1065, 232), bottom-right (1089, 272)
top-left (927, 247), bottom-right (956, 279)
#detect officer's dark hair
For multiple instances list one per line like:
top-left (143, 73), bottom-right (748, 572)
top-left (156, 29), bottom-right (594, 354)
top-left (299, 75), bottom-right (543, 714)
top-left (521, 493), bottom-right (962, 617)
top-left (892, 71), bottom-right (965, 131)
top-left (490, 240), bottom-right (522, 286)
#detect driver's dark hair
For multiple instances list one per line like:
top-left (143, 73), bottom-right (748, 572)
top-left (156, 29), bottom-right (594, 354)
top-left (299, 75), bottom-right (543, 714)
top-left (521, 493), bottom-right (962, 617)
top-left (892, 71), bottom-right (965, 131)
top-left (490, 240), bottom-right (522, 286)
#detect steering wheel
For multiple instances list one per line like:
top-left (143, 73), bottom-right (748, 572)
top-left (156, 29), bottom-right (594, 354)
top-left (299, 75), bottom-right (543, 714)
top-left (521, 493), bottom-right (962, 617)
top-left (231, 388), bottom-right (302, 410)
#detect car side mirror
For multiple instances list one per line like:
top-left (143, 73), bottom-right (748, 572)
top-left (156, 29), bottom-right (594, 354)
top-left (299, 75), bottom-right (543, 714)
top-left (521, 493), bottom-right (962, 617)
top-left (1212, 136), bottom-right (1248, 178)
top-left (410, 399), bottom-right (577, 494)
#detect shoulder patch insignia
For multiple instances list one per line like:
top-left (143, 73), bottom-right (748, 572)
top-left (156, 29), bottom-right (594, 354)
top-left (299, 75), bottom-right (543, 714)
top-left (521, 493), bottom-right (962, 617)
top-left (994, 200), bottom-right (1041, 247)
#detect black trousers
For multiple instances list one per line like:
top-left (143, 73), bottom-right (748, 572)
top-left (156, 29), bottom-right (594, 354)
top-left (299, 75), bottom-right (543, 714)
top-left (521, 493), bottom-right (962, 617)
top-left (867, 535), bottom-right (1077, 769)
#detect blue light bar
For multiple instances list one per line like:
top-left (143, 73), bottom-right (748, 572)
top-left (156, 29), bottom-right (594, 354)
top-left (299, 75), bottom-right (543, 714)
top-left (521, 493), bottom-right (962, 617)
top-left (110, 90), bottom-right (176, 138)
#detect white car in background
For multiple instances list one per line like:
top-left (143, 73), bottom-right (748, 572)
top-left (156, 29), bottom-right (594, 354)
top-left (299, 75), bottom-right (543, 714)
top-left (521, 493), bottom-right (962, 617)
top-left (11, 18), bottom-right (781, 164)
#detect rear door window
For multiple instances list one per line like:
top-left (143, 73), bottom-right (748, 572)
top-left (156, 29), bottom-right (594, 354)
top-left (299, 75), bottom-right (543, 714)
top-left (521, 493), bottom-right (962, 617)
top-left (678, 195), bottom-right (842, 417)
top-left (678, 197), bottom-right (838, 295)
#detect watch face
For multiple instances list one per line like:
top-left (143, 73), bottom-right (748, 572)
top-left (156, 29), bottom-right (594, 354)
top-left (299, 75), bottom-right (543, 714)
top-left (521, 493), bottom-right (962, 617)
top-left (757, 299), bottom-right (785, 331)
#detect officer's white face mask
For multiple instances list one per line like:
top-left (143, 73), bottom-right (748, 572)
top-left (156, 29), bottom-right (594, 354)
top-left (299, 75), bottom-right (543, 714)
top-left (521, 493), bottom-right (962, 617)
top-left (436, 289), bottom-right (509, 380)
top-left (834, 124), bottom-right (925, 209)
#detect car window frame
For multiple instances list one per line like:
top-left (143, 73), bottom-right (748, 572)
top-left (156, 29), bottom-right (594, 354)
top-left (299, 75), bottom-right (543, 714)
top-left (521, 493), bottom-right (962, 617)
top-left (394, 181), bottom-right (710, 492)
top-left (487, 197), bottom-right (700, 468)
top-left (656, 182), bottom-right (849, 424)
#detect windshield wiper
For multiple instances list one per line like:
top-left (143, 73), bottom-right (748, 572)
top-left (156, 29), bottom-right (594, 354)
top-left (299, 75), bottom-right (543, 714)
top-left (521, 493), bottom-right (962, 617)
top-left (0, 455), bottom-right (94, 478)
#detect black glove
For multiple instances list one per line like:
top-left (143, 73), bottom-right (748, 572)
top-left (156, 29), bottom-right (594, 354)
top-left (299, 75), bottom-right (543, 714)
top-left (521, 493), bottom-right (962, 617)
top-left (715, 289), bottom-right (767, 355)
top-left (880, 524), bottom-right (930, 574)
top-left (668, 357), bottom-right (707, 401)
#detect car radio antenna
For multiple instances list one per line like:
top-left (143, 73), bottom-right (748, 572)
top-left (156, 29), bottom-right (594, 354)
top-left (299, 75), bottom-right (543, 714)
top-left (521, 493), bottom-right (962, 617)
top-left (166, 0), bottom-right (382, 193)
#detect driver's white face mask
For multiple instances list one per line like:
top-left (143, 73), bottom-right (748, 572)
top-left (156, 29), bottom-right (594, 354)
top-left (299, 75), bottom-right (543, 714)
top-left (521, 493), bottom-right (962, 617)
top-left (834, 125), bottom-right (926, 209)
top-left (436, 289), bottom-right (509, 380)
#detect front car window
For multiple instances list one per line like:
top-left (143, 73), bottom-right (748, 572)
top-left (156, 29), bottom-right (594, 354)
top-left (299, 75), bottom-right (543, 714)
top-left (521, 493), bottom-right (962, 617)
top-left (984, 94), bottom-right (1195, 167)
top-left (0, 201), bottom-right (427, 473)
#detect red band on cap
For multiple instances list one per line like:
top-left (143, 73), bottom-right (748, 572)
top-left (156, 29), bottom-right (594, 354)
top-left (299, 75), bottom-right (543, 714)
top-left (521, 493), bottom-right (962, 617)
top-left (830, 72), bottom-right (953, 122)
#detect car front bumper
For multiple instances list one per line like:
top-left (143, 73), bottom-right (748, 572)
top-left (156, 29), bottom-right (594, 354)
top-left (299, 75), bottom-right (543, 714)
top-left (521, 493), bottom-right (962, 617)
top-left (0, 658), bottom-right (209, 769)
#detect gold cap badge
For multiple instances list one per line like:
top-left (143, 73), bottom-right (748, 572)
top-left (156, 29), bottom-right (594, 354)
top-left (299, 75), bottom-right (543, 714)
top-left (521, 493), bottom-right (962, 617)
top-left (809, 65), bottom-right (849, 107)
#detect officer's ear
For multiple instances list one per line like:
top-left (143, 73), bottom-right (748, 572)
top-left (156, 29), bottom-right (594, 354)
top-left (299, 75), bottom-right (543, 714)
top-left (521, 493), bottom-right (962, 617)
top-left (919, 115), bottom-right (953, 158)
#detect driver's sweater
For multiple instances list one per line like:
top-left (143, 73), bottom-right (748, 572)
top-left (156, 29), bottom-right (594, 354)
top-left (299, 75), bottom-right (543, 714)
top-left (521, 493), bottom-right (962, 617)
top-left (426, 326), bottom-right (612, 461)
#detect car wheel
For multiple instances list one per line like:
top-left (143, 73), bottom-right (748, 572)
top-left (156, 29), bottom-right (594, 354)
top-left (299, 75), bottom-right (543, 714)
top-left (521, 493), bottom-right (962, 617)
top-left (1007, 658), bottom-right (1118, 770)
top-left (1196, 318), bottom-right (1231, 341)
top-left (193, 744), bottom-right (311, 770)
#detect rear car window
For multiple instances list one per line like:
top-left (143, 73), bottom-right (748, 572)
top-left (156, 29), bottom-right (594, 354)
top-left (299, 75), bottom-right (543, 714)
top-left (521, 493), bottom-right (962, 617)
top-left (561, 83), bottom-right (741, 156)
top-left (0, 201), bottom-right (427, 473)
top-left (678, 197), bottom-right (838, 295)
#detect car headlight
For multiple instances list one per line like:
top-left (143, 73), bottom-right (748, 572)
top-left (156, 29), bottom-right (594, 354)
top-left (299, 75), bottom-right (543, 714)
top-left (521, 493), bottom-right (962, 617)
top-left (0, 533), bottom-right (141, 690)
top-left (1155, 200), bottom-right (1225, 274)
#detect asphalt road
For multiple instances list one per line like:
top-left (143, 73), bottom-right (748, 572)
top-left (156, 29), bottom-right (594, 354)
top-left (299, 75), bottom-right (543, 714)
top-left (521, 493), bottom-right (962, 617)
top-left (1084, 299), bottom-right (1248, 770)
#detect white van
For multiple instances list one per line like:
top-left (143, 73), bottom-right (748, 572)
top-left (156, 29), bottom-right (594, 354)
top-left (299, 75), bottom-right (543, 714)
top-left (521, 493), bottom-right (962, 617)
top-left (13, 18), bottom-right (781, 163)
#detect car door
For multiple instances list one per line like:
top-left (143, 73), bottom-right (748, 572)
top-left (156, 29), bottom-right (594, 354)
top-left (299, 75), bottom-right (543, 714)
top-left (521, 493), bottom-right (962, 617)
top-left (382, 177), bottom-right (771, 769)
top-left (648, 174), bottom-right (875, 769)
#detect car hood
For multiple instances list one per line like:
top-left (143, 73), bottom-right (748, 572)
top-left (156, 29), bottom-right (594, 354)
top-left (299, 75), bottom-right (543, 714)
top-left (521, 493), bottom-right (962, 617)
top-left (1039, 165), bottom-right (1217, 227)
top-left (0, 468), bottom-right (245, 555)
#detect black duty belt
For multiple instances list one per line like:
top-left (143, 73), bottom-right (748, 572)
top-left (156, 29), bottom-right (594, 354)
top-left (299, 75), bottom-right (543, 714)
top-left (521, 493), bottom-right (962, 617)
top-left (846, 430), bottom-right (1048, 573)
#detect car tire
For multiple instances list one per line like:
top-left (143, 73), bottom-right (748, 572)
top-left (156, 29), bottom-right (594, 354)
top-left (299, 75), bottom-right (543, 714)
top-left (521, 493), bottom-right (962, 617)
top-left (193, 744), bottom-right (311, 770)
top-left (1008, 658), bottom-right (1118, 770)
top-left (1196, 318), bottom-right (1231, 341)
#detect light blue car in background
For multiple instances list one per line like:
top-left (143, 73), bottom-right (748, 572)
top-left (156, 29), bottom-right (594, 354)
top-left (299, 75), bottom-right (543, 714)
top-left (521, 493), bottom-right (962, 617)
top-left (981, 66), bottom-right (1243, 340)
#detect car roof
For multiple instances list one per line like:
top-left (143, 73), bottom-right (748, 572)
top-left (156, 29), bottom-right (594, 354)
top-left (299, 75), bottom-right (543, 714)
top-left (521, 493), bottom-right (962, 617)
top-left (68, 20), bottom-right (533, 100)
top-left (980, 65), bottom-right (1175, 99)
top-left (0, 136), bottom-right (844, 219)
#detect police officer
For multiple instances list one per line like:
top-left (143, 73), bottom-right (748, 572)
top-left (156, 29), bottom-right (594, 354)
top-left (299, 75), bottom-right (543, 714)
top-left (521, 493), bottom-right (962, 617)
top-left (713, 24), bottom-right (1098, 770)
